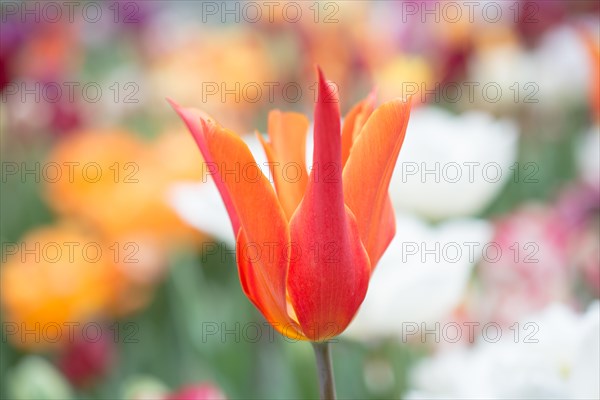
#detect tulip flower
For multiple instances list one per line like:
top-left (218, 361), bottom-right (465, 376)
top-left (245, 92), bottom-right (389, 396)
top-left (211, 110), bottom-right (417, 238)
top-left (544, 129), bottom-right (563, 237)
top-left (170, 68), bottom-right (410, 339)
top-left (169, 68), bottom-right (410, 397)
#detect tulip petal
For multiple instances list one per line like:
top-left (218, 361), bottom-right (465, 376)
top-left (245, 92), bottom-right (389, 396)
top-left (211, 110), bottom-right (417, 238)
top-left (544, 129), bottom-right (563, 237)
top-left (342, 98), bottom-right (412, 269)
top-left (169, 99), bottom-right (298, 336)
top-left (341, 90), bottom-right (376, 166)
top-left (168, 101), bottom-right (239, 233)
top-left (287, 68), bottom-right (370, 341)
top-left (258, 111), bottom-right (310, 219)
top-left (236, 229), bottom-right (307, 340)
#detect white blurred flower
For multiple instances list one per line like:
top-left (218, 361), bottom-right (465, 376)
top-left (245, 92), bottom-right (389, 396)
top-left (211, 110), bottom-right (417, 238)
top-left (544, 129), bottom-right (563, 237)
top-left (469, 25), bottom-right (590, 112)
top-left (388, 106), bottom-right (518, 220)
top-left (168, 179), bottom-right (232, 242)
top-left (577, 125), bottom-right (600, 190)
top-left (531, 26), bottom-right (590, 106)
top-left (406, 302), bottom-right (600, 400)
top-left (344, 215), bottom-right (493, 340)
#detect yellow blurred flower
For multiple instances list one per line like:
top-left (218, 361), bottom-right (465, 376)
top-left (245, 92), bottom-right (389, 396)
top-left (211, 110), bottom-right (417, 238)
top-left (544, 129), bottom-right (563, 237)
top-left (373, 55), bottom-right (434, 106)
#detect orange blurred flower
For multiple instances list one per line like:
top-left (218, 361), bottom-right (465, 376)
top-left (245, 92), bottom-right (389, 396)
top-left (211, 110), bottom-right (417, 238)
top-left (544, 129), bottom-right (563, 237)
top-left (42, 128), bottom-right (206, 317)
top-left (0, 224), bottom-right (119, 350)
top-left (171, 68), bottom-right (412, 341)
top-left (45, 128), bottom-right (202, 249)
top-left (149, 29), bottom-right (277, 133)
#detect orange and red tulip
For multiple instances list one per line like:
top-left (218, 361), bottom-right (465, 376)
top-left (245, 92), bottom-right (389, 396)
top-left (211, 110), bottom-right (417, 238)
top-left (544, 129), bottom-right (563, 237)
top-left (170, 68), bottom-right (411, 341)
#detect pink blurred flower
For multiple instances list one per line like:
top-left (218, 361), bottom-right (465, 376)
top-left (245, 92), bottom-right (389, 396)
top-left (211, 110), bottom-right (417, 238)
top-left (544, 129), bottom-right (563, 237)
top-left (476, 204), bottom-right (573, 325)
top-left (164, 384), bottom-right (226, 400)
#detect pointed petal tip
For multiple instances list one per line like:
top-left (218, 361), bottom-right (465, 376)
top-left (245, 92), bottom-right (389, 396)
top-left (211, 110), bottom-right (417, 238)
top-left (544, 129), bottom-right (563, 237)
top-left (315, 67), bottom-right (339, 105)
top-left (166, 97), bottom-right (180, 110)
top-left (167, 97), bottom-right (197, 124)
top-left (316, 66), bottom-right (328, 93)
top-left (315, 64), bottom-right (324, 78)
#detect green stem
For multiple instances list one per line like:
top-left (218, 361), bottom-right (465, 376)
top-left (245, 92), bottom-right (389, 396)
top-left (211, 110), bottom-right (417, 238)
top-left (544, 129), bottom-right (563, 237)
top-left (311, 341), bottom-right (337, 400)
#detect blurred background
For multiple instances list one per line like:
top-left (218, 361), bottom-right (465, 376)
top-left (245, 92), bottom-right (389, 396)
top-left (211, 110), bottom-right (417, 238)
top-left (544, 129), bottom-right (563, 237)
top-left (1, 1), bottom-right (599, 399)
